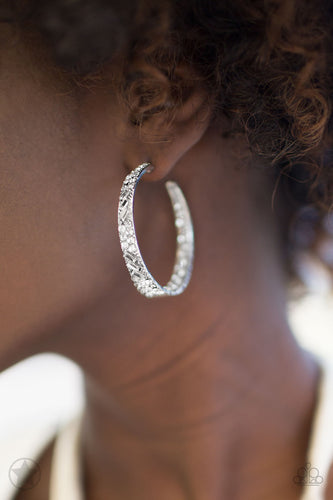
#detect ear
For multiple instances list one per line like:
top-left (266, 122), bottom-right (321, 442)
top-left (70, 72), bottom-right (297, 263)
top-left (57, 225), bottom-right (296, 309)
top-left (118, 85), bottom-right (212, 182)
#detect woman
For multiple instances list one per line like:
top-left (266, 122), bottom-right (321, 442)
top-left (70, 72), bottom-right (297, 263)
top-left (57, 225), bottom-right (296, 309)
top-left (0, 0), bottom-right (333, 498)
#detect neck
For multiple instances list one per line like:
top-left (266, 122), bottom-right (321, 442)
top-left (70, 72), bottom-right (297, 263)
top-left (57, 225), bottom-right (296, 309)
top-left (80, 305), bottom-right (318, 500)
top-left (48, 130), bottom-right (320, 499)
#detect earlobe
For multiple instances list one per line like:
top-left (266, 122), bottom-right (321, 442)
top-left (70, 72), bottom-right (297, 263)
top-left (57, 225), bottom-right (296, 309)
top-left (121, 87), bottom-right (212, 182)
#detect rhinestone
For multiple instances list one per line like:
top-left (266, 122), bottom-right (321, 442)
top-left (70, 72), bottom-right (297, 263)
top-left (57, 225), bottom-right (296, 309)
top-left (172, 275), bottom-right (181, 285)
top-left (118, 163), bottom-right (194, 298)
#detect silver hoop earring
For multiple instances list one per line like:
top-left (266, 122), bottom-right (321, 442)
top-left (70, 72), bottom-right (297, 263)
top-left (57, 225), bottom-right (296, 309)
top-left (118, 163), bottom-right (194, 298)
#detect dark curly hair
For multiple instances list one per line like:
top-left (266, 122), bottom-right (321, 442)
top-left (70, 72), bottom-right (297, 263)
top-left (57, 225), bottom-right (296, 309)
top-left (2, 0), bottom-right (333, 285)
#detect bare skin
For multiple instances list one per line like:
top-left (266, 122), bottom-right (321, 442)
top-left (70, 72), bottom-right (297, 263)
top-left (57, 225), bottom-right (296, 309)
top-left (0, 29), bottom-right (323, 500)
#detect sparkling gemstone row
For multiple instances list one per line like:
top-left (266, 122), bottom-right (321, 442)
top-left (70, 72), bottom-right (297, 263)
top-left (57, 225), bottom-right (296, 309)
top-left (118, 163), bottom-right (194, 297)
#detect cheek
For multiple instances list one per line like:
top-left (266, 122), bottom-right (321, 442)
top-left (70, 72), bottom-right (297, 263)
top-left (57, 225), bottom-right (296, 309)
top-left (0, 87), bottom-right (123, 353)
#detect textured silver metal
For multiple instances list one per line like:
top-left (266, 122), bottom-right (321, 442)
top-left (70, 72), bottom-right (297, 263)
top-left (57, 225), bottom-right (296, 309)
top-left (118, 163), bottom-right (194, 298)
